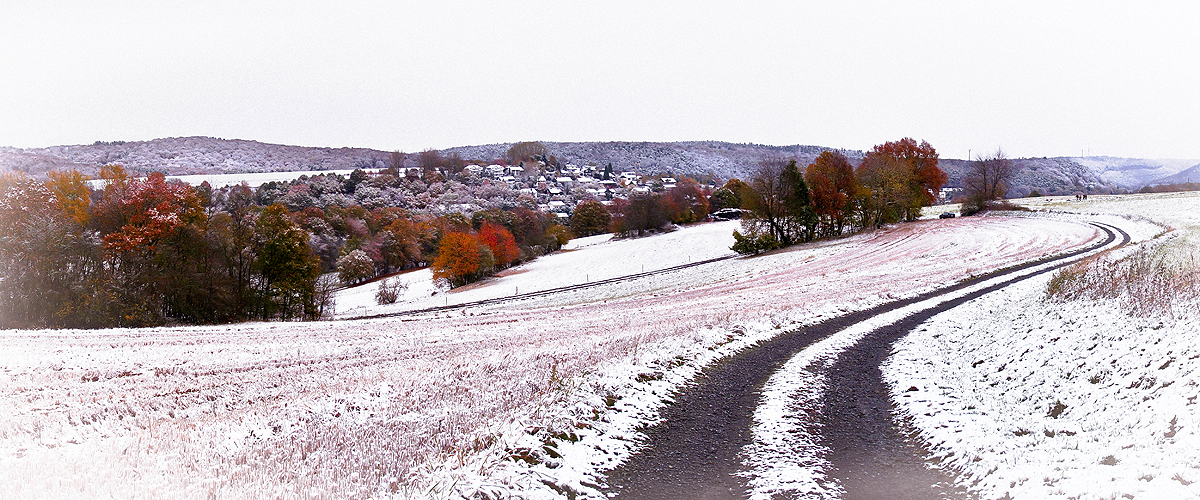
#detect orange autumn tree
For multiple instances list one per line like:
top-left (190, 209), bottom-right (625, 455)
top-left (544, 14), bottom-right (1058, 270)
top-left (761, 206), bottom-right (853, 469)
top-left (431, 232), bottom-right (493, 287)
top-left (478, 222), bottom-right (519, 269)
top-left (45, 170), bottom-right (92, 227)
top-left (98, 173), bottom-right (204, 254)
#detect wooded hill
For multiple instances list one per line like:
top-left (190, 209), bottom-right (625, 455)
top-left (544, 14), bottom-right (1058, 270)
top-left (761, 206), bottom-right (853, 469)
top-left (3, 137), bottom-right (1196, 195)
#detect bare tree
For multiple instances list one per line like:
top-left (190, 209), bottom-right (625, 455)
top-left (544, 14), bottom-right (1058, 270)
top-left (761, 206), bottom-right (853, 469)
top-left (963, 148), bottom-right (1015, 215)
top-left (387, 151), bottom-right (406, 176)
top-left (740, 158), bottom-right (814, 246)
top-left (418, 150), bottom-right (443, 176)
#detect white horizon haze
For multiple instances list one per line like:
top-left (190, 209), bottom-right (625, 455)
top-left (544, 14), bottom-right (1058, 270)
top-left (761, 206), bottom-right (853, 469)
top-left (2, 1), bottom-right (1198, 160)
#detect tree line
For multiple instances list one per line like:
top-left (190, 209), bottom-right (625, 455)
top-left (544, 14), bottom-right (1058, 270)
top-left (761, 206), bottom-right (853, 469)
top-left (730, 138), bottom-right (947, 254)
top-left (566, 177), bottom-right (714, 239)
top-left (0, 137), bottom-right (976, 328)
top-left (566, 138), bottom-right (957, 255)
top-left (0, 166), bottom-right (568, 329)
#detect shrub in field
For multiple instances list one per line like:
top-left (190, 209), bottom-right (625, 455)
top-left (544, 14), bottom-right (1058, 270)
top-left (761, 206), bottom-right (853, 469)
top-left (731, 230), bottom-right (780, 255)
top-left (375, 277), bottom-right (408, 304)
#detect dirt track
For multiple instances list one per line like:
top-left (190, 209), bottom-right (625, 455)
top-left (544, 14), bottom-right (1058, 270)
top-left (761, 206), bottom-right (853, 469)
top-left (604, 223), bottom-right (1125, 500)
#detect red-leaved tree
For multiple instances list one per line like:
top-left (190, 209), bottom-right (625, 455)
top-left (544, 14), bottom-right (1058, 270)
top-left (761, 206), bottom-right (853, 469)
top-left (858, 138), bottom-right (945, 223)
top-left (478, 222), bottom-right (519, 269)
top-left (805, 151), bottom-right (859, 236)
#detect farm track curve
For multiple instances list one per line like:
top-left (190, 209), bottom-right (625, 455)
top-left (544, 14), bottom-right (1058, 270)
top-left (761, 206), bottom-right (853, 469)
top-left (603, 222), bottom-right (1128, 500)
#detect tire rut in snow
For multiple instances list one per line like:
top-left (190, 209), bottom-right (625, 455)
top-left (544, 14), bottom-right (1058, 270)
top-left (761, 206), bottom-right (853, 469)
top-left (603, 308), bottom-right (892, 500)
top-left (604, 222), bottom-right (1123, 500)
top-left (821, 223), bottom-right (1125, 500)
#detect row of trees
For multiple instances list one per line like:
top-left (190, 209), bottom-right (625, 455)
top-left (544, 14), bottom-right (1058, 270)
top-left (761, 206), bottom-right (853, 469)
top-left (428, 214), bottom-right (568, 288)
top-left (0, 166), bottom-right (572, 329)
top-left (732, 138), bottom-right (948, 254)
top-left (592, 178), bottom-right (713, 238)
top-left (0, 167), bottom-right (324, 328)
top-left (566, 138), bottom-right (948, 249)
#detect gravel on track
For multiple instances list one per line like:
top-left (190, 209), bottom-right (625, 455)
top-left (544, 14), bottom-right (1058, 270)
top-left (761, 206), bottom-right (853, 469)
top-left (604, 223), bottom-right (1122, 500)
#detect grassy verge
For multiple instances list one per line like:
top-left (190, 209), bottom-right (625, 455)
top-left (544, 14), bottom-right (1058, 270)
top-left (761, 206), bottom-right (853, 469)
top-left (1046, 238), bottom-right (1199, 318)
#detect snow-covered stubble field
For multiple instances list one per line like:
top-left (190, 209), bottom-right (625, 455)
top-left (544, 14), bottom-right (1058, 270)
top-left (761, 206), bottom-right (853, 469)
top-left (0, 215), bottom-right (1101, 499)
top-left (888, 192), bottom-right (1200, 499)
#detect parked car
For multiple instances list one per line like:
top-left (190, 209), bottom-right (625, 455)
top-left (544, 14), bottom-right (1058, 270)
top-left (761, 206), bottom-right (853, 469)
top-left (709, 208), bottom-right (746, 221)
top-left (939, 212), bottom-right (956, 219)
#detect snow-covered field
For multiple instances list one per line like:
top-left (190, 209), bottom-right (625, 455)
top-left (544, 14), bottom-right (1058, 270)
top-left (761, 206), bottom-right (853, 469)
top-left (332, 222), bottom-right (739, 319)
top-left (886, 192), bottom-right (1200, 499)
top-left (0, 214), bottom-right (1101, 499)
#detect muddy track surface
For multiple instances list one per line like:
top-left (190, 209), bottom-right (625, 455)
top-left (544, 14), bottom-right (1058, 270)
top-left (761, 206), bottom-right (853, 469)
top-left (604, 223), bottom-right (1126, 500)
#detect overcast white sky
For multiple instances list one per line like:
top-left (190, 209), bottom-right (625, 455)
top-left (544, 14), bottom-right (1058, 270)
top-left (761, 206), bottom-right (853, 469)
top-left (2, 1), bottom-right (1198, 160)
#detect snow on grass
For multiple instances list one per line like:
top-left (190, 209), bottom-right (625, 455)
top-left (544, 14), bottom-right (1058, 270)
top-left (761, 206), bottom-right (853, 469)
top-left (741, 216), bottom-right (1136, 500)
top-left (887, 192), bottom-right (1200, 499)
top-left (887, 275), bottom-right (1200, 499)
top-left (332, 221), bottom-right (739, 319)
top-left (0, 216), bottom-right (1101, 499)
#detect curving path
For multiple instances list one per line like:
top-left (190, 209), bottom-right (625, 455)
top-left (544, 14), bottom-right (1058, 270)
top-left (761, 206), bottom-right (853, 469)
top-left (604, 222), bottom-right (1128, 499)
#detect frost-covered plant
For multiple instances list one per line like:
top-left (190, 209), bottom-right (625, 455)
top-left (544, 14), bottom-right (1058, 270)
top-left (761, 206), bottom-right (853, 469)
top-left (374, 277), bottom-right (408, 304)
top-left (1046, 244), bottom-right (1199, 318)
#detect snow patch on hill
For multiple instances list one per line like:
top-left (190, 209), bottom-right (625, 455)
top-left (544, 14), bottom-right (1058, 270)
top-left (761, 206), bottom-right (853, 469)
top-left (333, 222), bottom-right (738, 319)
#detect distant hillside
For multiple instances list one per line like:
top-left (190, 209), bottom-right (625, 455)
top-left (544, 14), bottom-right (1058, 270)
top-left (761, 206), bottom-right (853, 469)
top-left (940, 156), bottom-right (1200, 196)
top-left (940, 157), bottom-right (1122, 197)
top-left (0, 137), bottom-right (861, 183)
top-left (443, 141), bottom-right (865, 182)
top-left (1071, 157), bottom-right (1200, 189)
top-left (1145, 162), bottom-right (1200, 186)
top-left (2, 137), bottom-right (1193, 195)
top-left (0, 137), bottom-right (389, 179)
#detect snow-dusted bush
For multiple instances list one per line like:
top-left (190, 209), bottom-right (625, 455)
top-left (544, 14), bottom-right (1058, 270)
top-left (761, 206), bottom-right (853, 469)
top-left (317, 192), bottom-right (353, 208)
top-left (336, 249), bottom-right (375, 285)
top-left (374, 277), bottom-right (407, 305)
top-left (353, 186), bottom-right (389, 209)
